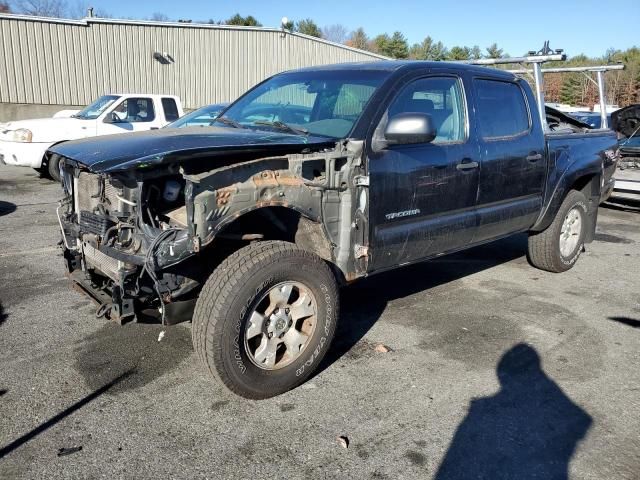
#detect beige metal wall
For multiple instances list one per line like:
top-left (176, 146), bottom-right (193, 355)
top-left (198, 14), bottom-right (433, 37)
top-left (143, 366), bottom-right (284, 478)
top-left (0, 14), bottom-right (387, 110)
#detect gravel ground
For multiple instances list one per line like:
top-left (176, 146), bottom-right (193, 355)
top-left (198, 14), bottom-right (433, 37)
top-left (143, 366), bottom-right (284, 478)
top-left (0, 164), bottom-right (638, 479)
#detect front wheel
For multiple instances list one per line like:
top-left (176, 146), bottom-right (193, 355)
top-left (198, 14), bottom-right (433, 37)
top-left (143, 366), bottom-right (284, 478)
top-left (47, 154), bottom-right (62, 182)
top-left (527, 190), bottom-right (588, 273)
top-left (192, 241), bottom-right (339, 399)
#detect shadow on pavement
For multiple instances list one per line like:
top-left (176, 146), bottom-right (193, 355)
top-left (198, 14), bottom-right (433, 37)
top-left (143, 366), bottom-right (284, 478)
top-left (74, 322), bottom-right (192, 394)
top-left (318, 234), bottom-right (528, 375)
top-left (0, 302), bottom-right (7, 326)
top-left (435, 344), bottom-right (592, 480)
top-left (0, 200), bottom-right (17, 217)
top-left (608, 316), bottom-right (640, 328)
top-left (0, 369), bottom-right (135, 460)
top-left (602, 197), bottom-right (640, 213)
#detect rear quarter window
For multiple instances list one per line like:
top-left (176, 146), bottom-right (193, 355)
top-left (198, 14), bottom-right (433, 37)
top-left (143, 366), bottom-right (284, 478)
top-left (474, 79), bottom-right (530, 139)
top-left (162, 98), bottom-right (180, 122)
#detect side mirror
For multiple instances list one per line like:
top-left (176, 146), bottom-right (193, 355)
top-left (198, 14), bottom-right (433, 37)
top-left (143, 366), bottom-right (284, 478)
top-left (103, 112), bottom-right (120, 124)
top-left (384, 113), bottom-right (436, 145)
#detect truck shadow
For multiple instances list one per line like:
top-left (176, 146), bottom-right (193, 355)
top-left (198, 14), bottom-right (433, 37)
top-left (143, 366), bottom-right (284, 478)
top-left (434, 343), bottom-right (592, 479)
top-left (319, 233), bottom-right (529, 374)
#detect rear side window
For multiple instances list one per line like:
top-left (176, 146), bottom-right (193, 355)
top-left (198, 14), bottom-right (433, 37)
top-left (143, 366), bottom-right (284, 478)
top-left (162, 98), bottom-right (180, 122)
top-left (474, 79), bottom-right (530, 139)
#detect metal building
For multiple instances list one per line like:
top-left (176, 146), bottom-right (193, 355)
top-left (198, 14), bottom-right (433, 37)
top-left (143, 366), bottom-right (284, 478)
top-left (0, 13), bottom-right (387, 121)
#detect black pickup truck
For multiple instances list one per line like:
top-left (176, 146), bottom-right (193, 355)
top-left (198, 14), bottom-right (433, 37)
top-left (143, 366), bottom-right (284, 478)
top-left (53, 61), bottom-right (618, 398)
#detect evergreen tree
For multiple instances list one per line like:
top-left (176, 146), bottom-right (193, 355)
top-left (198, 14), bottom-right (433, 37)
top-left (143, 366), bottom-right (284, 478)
top-left (486, 43), bottom-right (504, 59)
top-left (448, 46), bottom-right (471, 60)
top-left (560, 75), bottom-right (582, 104)
top-left (295, 18), bottom-right (322, 38)
top-left (225, 14), bottom-right (261, 26)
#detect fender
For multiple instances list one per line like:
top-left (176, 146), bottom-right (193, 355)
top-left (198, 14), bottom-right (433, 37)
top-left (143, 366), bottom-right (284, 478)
top-left (532, 149), bottom-right (603, 240)
top-left (182, 148), bottom-right (358, 272)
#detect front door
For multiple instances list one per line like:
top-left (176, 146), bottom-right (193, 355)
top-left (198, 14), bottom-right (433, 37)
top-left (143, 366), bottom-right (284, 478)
top-left (368, 74), bottom-right (480, 271)
top-left (97, 97), bottom-right (158, 136)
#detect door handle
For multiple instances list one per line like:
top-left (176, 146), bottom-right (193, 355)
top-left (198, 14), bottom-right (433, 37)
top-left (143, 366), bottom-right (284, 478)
top-left (456, 159), bottom-right (479, 171)
top-left (526, 152), bottom-right (543, 162)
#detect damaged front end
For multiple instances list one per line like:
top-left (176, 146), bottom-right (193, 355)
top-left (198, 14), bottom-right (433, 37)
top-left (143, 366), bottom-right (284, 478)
top-left (56, 138), bottom-right (368, 324)
top-left (58, 159), bottom-right (200, 324)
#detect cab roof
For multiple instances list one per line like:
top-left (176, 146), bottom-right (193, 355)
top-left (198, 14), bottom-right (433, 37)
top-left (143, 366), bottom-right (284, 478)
top-left (289, 60), bottom-right (517, 80)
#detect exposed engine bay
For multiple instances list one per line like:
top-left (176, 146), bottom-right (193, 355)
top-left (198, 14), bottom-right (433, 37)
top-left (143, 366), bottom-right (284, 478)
top-left (57, 140), bottom-right (366, 324)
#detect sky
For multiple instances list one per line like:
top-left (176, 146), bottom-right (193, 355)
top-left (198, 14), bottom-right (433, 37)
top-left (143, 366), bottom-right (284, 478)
top-left (79, 0), bottom-right (638, 58)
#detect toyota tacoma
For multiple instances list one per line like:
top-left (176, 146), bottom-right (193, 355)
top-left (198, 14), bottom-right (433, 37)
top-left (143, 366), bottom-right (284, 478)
top-left (52, 61), bottom-right (618, 398)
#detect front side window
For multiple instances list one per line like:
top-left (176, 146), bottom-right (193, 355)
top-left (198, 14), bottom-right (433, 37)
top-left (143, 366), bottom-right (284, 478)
top-left (386, 76), bottom-right (466, 144)
top-left (474, 79), bottom-right (530, 139)
top-left (222, 71), bottom-right (387, 139)
top-left (112, 98), bottom-right (155, 123)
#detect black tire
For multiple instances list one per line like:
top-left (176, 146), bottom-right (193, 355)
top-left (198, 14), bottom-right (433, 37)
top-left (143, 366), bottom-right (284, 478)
top-left (47, 154), bottom-right (61, 182)
top-left (192, 240), bottom-right (339, 399)
top-left (527, 190), bottom-right (588, 273)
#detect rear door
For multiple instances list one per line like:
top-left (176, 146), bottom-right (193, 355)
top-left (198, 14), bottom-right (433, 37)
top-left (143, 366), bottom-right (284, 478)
top-left (368, 71), bottom-right (481, 271)
top-left (472, 78), bottom-right (546, 242)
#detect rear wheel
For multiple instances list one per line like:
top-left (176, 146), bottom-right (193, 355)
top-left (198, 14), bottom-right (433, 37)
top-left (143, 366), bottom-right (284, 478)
top-left (192, 241), bottom-right (339, 399)
top-left (47, 154), bottom-right (61, 182)
top-left (527, 190), bottom-right (588, 272)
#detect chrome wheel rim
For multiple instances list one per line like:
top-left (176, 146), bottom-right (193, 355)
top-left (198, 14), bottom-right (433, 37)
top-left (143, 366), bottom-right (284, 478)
top-left (244, 281), bottom-right (317, 370)
top-left (559, 207), bottom-right (582, 258)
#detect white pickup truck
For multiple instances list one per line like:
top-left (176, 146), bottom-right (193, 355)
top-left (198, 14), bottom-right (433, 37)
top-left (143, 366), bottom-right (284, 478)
top-left (0, 94), bottom-right (183, 181)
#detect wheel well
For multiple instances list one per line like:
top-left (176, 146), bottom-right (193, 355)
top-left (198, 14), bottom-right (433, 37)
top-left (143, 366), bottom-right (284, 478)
top-left (198, 206), bottom-right (335, 275)
top-left (569, 173), bottom-right (600, 243)
top-left (41, 141), bottom-right (67, 169)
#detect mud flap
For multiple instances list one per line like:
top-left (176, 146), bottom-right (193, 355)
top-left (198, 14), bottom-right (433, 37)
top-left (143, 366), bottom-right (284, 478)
top-left (584, 197), bottom-right (598, 244)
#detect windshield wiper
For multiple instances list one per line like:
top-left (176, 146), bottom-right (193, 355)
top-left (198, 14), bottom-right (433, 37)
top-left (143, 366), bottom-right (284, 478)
top-left (253, 120), bottom-right (308, 136)
top-left (213, 116), bottom-right (243, 129)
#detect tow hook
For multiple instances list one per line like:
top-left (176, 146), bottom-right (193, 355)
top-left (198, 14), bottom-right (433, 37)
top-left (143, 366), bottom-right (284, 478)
top-left (95, 303), bottom-right (112, 318)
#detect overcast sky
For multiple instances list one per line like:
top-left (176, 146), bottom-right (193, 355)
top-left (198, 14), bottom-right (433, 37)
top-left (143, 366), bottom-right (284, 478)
top-left (80, 0), bottom-right (638, 58)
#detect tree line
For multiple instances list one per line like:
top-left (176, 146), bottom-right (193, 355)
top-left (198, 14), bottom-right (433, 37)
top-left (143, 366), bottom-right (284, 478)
top-left (3, 3), bottom-right (638, 108)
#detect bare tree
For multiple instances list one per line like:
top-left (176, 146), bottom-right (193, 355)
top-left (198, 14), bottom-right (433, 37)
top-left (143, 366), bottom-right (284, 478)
top-left (0, 1), bottom-right (10, 13)
top-left (321, 24), bottom-right (348, 43)
top-left (11, 0), bottom-right (66, 17)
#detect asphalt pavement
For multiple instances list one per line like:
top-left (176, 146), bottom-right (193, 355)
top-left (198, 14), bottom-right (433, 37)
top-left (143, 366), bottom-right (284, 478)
top-left (0, 164), bottom-right (638, 479)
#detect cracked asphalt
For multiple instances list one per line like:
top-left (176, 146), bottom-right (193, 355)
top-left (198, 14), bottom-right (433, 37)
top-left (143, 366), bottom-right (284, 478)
top-left (0, 164), bottom-right (639, 479)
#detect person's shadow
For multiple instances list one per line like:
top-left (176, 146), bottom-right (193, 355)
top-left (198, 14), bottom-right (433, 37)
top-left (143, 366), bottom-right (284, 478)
top-left (435, 344), bottom-right (592, 480)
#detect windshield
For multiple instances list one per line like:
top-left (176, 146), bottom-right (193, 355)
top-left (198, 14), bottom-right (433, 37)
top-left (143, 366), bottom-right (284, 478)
top-left (166, 103), bottom-right (229, 129)
top-left (222, 70), bottom-right (387, 139)
top-left (74, 95), bottom-right (119, 120)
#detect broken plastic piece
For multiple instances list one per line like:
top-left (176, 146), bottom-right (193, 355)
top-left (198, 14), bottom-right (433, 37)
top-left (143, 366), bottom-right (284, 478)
top-left (57, 446), bottom-right (83, 457)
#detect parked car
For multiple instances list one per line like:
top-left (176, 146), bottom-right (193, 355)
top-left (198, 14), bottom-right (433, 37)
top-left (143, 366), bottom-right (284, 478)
top-left (0, 94), bottom-right (184, 181)
top-left (610, 104), bottom-right (640, 199)
top-left (570, 112), bottom-right (612, 129)
top-left (165, 103), bottom-right (229, 129)
top-left (52, 61), bottom-right (618, 399)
